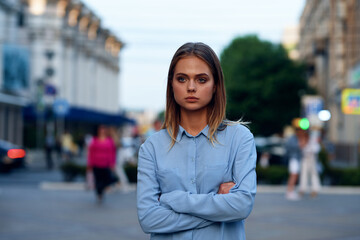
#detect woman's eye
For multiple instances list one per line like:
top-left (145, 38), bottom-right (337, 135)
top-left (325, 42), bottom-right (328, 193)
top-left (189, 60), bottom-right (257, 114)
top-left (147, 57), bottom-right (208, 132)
top-left (177, 77), bottom-right (186, 82)
top-left (198, 78), bottom-right (207, 83)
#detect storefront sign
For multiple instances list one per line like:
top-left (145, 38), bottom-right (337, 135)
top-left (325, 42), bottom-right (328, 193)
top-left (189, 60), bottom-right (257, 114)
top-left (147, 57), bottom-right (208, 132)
top-left (342, 88), bottom-right (360, 115)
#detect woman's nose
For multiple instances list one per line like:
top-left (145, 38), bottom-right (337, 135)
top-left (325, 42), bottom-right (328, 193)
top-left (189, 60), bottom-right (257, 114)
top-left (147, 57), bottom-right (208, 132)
top-left (187, 80), bottom-right (196, 92)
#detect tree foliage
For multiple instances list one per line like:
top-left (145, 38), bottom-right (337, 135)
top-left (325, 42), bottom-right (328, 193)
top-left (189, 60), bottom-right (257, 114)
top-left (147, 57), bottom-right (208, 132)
top-left (221, 35), bottom-right (311, 136)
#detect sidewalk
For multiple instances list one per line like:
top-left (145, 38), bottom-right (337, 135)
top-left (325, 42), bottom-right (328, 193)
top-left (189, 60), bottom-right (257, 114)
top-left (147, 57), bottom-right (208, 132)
top-left (25, 149), bottom-right (86, 170)
top-left (257, 184), bottom-right (360, 195)
top-left (4, 149), bottom-right (136, 193)
top-left (23, 149), bottom-right (360, 195)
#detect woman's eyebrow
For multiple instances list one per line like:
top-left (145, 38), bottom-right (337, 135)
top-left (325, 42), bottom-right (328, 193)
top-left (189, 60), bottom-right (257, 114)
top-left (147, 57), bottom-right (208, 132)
top-left (174, 73), bottom-right (209, 77)
top-left (196, 73), bottom-right (209, 77)
top-left (175, 72), bottom-right (187, 76)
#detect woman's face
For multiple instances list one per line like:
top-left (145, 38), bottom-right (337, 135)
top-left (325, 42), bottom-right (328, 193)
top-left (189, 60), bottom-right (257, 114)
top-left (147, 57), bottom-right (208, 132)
top-left (172, 56), bottom-right (215, 112)
top-left (98, 126), bottom-right (107, 137)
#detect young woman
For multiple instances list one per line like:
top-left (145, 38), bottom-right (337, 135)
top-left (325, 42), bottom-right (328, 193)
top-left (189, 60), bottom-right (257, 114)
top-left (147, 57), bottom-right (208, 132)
top-left (285, 127), bottom-right (305, 200)
top-left (137, 42), bottom-right (257, 239)
top-left (87, 125), bottom-right (117, 203)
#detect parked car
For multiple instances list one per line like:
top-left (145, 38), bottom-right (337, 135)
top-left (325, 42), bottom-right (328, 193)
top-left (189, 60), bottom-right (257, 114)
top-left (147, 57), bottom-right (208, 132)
top-left (0, 140), bottom-right (26, 173)
top-left (255, 136), bottom-right (287, 166)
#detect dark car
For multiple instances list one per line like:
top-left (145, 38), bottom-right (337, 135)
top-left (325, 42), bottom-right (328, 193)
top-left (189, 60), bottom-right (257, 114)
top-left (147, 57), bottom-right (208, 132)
top-left (255, 136), bottom-right (287, 166)
top-left (0, 140), bottom-right (26, 173)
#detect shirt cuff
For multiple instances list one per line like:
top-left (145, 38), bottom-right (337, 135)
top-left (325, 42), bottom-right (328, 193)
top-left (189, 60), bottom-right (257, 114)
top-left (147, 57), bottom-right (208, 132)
top-left (229, 182), bottom-right (239, 193)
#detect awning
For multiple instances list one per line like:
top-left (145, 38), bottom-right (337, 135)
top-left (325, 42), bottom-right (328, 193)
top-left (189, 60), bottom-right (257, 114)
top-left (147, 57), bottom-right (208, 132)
top-left (0, 93), bottom-right (29, 107)
top-left (23, 105), bottom-right (136, 126)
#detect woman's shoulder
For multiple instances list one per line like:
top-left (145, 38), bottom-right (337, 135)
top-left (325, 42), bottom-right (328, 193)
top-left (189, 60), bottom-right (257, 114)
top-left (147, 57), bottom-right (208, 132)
top-left (219, 121), bottom-right (254, 142)
top-left (139, 129), bottom-right (171, 156)
top-left (142, 129), bottom-right (170, 146)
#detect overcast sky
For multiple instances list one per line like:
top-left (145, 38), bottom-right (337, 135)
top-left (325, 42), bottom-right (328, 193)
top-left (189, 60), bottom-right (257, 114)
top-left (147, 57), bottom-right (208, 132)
top-left (83, 0), bottom-right (305, 113)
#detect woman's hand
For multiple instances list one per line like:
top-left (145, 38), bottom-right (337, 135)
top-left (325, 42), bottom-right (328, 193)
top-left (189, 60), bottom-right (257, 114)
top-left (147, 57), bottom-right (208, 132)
top-left (217, 182), bottom-right (235, 194)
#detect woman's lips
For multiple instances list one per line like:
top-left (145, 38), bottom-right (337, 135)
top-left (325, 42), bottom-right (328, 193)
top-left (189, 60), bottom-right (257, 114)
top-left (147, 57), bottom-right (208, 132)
top-left (185, 97), bottom-right (199, 102)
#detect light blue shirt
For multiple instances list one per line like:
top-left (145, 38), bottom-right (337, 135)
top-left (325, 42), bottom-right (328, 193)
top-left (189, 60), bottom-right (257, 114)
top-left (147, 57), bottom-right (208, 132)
top-left (137, 123), bottom-right (257, 240)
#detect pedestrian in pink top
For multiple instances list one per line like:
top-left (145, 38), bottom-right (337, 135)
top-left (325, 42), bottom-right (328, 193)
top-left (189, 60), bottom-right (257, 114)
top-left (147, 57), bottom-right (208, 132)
top-left (87, 125), bottom-right (117, 203)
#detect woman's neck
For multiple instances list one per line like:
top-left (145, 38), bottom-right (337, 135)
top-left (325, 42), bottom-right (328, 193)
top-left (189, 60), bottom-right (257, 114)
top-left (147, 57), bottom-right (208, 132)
top-left (97, 135), bottom-right (107, 141)
top-left (180, 108), bottom-right (208, 136)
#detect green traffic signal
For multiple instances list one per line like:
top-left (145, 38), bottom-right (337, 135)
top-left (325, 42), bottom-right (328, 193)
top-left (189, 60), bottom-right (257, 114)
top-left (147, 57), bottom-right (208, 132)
top-left (299, 118), bottom-right (310, 130)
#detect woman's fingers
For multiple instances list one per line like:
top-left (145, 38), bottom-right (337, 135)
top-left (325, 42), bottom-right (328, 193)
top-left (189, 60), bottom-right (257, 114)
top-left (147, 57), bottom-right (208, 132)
top-left (217, 182), bottom-right (235, 194)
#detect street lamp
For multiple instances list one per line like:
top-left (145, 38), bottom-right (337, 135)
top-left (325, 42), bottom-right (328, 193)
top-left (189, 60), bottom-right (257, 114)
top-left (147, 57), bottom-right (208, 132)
top-left (28, 0), bottom-right (47, 16)
top-left (318, 110), bottom-right (331, 122)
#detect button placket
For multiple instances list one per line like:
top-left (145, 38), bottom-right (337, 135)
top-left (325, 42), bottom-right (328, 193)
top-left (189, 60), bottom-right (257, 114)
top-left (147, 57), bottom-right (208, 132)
top-left (189, 137), bottom-right (197, 189)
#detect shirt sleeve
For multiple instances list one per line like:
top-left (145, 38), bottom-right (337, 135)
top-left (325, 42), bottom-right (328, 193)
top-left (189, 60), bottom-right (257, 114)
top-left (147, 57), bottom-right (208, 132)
top-left (159, 127), bottom-right (257, 222)
top-left (137, 142), bottom-right (214, 234)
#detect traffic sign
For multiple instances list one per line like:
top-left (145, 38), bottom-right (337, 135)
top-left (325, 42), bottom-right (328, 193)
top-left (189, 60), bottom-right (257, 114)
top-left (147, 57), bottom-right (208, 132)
top-left (53, 99), bottom-right (69, 116)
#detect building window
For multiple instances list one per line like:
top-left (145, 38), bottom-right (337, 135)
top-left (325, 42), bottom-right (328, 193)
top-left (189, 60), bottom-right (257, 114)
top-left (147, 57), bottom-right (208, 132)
top-left (17, 6), bottom-right (26, 27)
top-left (4, 106), bottom-right (9, 140)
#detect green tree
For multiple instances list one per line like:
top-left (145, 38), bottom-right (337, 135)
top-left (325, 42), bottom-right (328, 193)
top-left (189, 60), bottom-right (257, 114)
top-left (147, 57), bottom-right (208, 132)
top-left (221, 35), bottom-right (311, 136)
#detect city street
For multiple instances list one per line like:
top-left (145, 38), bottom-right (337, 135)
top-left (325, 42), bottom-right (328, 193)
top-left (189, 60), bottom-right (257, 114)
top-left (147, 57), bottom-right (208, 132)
top-left (1, 161), bottom-right (360, 240)
top-left (1, 1), bottom-right (360, 240)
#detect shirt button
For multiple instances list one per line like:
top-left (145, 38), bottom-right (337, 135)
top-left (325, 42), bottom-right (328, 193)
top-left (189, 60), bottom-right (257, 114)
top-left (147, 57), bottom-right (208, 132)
top-left (192, 157), bottom-right (195, 162)
top-left (191, 178), bottom-right (196, 184)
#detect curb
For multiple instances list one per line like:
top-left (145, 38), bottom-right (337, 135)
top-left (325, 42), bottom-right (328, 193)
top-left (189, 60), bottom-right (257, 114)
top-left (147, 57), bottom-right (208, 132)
top-left (257, 185), bottom-right (360, 195)
top-left (39, 181), bottom-right (137, 193)
top-left (39, 182), bottom-right (360, 195)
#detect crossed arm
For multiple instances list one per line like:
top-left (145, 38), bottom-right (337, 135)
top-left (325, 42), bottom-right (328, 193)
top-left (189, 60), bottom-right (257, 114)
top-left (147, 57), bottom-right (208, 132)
top-left (159, 135), bottom-right (257, 222)
top-left (137, 144), bottom-right (214, 234)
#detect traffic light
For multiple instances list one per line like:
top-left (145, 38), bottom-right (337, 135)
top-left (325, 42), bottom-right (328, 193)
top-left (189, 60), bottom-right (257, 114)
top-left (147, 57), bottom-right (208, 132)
top-left (292, 117), bottom-right (310, 130)
top-left (299, 118), bottom-right (310, 130)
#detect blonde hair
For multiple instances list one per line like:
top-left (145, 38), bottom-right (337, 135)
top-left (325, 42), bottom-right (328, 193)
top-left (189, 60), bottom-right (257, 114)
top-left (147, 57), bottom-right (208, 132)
top-left (163, 42), bottom-right (227, 147)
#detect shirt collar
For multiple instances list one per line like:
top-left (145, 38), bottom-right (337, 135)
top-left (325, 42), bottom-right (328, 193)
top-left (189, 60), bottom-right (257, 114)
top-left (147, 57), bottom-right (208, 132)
top-left (176, 125), bottom-right (210, 142)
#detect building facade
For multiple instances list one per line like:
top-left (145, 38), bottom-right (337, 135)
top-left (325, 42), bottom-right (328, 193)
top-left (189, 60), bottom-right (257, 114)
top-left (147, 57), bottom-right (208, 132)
top-left (299, 0), bottom-right (360, 166)
top-left (0, 0), bottom-right (128, 147)
top-left (26, 0), bottom-right (122, 112)
top-left (0, 0), bottom-right (29, 146)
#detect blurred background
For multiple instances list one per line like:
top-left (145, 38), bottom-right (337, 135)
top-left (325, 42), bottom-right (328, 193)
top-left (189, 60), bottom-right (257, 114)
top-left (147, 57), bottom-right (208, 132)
top-left (0, 0), bottom-right (359, 240)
